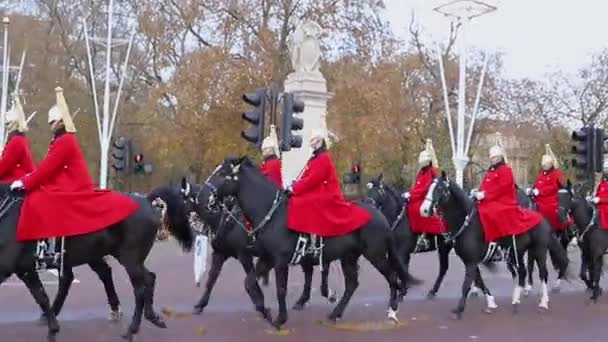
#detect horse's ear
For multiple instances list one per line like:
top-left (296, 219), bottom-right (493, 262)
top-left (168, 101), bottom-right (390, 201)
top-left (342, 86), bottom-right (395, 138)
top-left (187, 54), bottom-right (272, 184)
top-left (181, 177), bottom-right (187, 188)
top-left (378, 173), bottom-right (383, 181)
top-left (567, 179), bottom-right (572, 190)
top-left (441, 170), bottom-right (447, 179)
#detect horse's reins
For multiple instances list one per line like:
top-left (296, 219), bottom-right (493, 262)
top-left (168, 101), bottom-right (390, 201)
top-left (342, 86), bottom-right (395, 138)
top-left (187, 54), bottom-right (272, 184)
top-left (0, 192), bottom-right (22, 221)
top-left (578, 203), bottom-right (597, 242)
top-left (199, 162), bottom-right (284, 239)
top-left (366, 182), bottom-right (404, 231)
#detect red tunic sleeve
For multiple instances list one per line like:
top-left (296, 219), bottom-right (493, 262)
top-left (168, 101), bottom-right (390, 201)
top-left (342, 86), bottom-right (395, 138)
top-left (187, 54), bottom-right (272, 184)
top-left (483, 166), bottom-right (515, 201)
top-left (0, 137), bottom-right (22, 180)
top-left (22, 135), bottom-right (73, 190)
top-left (292, 153), bottom-right (329, 195)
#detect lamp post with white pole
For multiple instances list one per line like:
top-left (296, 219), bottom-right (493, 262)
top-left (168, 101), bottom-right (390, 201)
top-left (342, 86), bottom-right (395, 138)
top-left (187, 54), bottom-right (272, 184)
top-left (434, 0), bottom-right (497, 187)
top-left (0, 17), bottom-right (10, 149)
top-left (83, 0), bottom-right (135, 189)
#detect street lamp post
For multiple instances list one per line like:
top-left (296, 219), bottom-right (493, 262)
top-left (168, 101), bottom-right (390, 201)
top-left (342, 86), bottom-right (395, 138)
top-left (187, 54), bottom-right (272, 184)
top-left (0, 17), bottom-right (10, 149)
top-left (434, 0), bottom-right (497, 187)
top-left (83, 0), bottom-right (135, 189)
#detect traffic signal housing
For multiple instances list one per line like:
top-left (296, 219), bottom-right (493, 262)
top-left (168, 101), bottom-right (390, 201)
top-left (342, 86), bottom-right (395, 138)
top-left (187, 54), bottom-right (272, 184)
top-left (593, 128), bottom-right (608, 173)
top-left (241, 88), bottom-right (267, 148)
top-left (571, 127), bottom-right (593, 180)
top-left (352, 162), bottom-right (362, 184)
top-left (111, 136), bottom-right (131, 174)
top-left (133, 153), bottom-right (144, 174)
top-left (280, 93), bottom-right (305, 152)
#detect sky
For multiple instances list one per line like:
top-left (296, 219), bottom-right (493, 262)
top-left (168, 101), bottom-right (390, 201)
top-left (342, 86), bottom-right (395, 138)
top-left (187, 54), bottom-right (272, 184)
top-left (385, 0), bottom-right (608, 79)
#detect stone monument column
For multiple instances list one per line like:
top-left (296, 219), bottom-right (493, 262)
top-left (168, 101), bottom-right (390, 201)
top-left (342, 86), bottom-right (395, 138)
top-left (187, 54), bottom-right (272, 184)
top-left (282, 21), bottom-right (333, 185)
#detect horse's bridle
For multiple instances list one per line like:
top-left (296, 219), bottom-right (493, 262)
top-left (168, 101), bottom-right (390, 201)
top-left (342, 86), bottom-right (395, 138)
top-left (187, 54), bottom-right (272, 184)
top-left (366, 181), bottom-right (406, 230)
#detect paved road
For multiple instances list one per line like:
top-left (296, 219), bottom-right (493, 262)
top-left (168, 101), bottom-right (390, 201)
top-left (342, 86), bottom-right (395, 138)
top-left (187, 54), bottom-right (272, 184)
top-left (1, 241), bottom-right (607, 341)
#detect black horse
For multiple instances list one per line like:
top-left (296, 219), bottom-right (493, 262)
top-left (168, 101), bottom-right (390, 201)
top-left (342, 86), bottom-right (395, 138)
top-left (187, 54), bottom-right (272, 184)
top-left (420, 173), bottom-right (569, 318)
top-left (0, 184), bottom-right (194, 342)
top-left (203, 157), bottom-right (418, 329)
top-left (365, 174), bottom-right (484, 299)
top-left (521, 188), bottom-right (576, 295)
top-left (179, 178), bottom-right (337, 318)
top-left (557, 181), bottom-right (600, 300)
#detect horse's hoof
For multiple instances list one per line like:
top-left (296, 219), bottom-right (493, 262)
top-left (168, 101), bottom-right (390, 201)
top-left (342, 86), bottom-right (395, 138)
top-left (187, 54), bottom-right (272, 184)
top-left (110, 308), bottom-right (123, 322)
top-left (47, 332), bottom-right (57, 342)
top-left (193, 305), bottom-right (204, 315)
top-left (426, 291), bottom-right (437, 300)
top-left (292, 302), bottom-right (306, 311)
top-left (483, 308), bottom-right (495, 315)
top-left (326, 315), bottom-right (338, 323)
top-left (121, 331), bottom-right (134, 342)
top-left (147, 314), bottom-right (167, 329)
top-left (537, 305), bottom-right (549, 313)
top-left (272, 320), bottom-right (284, 330)
top-left (259, 307), bottom-right (272, 322)
top-left (450, 309), bottom-right (463, 320)
top-left (512, 304), bottom-right (519, 315)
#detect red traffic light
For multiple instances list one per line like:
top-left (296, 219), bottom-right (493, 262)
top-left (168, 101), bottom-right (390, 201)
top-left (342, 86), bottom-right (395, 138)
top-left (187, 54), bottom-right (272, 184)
top-left (134, 153), bottom-right (143, 163)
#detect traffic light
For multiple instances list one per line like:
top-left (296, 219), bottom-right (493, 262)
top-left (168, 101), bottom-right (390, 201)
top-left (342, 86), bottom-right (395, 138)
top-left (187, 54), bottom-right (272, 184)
top-left (352, 162), bottom-right (361, 184)
top-left (571, 127), bottom-right (593, 180)
top-left (593, 128), bottom-right (608, 173)
top-left (241, 88), bottom-right (267, 148)
top-left (280, 92), bottom-right (305, 152)
top-left (111, 136), bottom-right (131, 174)
top-left (133, 153), bottom-right (144, 174)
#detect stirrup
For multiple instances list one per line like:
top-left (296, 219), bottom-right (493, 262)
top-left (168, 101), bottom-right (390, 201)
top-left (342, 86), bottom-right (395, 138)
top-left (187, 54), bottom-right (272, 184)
top-left (415, 235), bottom-right (430, 250)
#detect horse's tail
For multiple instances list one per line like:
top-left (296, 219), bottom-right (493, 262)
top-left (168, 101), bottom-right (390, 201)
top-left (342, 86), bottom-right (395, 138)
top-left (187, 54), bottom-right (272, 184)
top-left (387, 235), bottom-right (423, 287)
top-left (146, 186), bottom-right (194, 252)
top-left (547, 232), bottom-right (569, 279)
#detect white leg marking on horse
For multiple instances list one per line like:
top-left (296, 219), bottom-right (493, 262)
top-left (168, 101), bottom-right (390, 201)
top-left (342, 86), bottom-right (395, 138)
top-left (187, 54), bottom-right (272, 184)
top-left (387, 307), bottom-right (399, 322)
top-left (486, 294), bottom-right (498, 309)
top-left (552, 278), bottom-right (561, 292)
top-left (512, 285), bottom-right (522, 305)
top-left (524, 283), bottom-right (532, 296)
top-left (539, 281), bottom-right (549, 309)
top-left (470, 285), bottom-right (480, 296)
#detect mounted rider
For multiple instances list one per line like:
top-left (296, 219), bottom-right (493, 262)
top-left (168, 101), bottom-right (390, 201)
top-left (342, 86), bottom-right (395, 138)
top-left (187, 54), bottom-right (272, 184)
top-left (286, 128), bottom-right (371, 247)
top-left (406, 139), bottom-right (446, 250)
top-left (472, 138), bottom-right (543, 245)
top-left (590, 160), bottom-right (608, 230)
top-left (527, 144), bottom-right (570, 231)
top-left (10, 87), bottom-right (139, 268)
top-left (260, 127), bottom-right (283, 189)
top-left (221, 131), bottom-right (284, 241)
top-left (0, 94), bottom-right (35, 183)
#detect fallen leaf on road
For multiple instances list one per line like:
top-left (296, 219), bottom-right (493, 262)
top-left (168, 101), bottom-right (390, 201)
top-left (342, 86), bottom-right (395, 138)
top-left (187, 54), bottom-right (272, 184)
top-left (194, 326), bottom-right (207, 335)
top-left (265, 328), bottom-right (291, 336)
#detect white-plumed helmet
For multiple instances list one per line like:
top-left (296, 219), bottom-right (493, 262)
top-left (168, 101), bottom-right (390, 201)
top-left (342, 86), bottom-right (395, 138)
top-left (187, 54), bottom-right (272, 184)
top-left (309, 128), bottom-right (326, 150)
top-left (418, 138), bottom-right (438, 168)
top-left (541, 144), bottom-right (558, 168)
top-left (6, 94), bottom-right (27, 133)
top-left (261, 136), bottom-right (279, 157)
top-left (489, 132), bottom-right (508, 163)
top-left (48, 87), bottom-right (76, 132)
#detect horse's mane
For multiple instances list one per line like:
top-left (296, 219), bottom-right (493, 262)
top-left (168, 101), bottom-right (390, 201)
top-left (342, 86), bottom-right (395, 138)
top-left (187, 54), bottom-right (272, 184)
top-left (382, 181), bottom-right (403, 207)
top-left (239, 157), bottom-right (278, 192)
top-left (447, 180), bottom-right (473, 212)
top-left (146, 185), bottom-right (194, 251)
